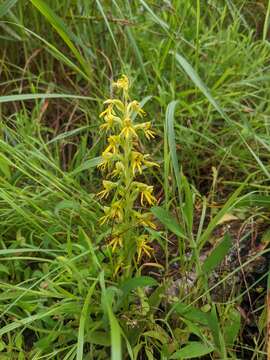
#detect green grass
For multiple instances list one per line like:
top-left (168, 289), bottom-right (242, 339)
top-left (0, 1), bottom-right (269, 359)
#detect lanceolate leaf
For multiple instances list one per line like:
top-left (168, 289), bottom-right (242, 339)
top-left (201, 233), bottom-right (233, 274)
top-left (151, 206), bottom-right (186, 238)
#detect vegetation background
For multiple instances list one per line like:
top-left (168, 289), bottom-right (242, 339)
top-left (0, 0), bottom-right (269, 359)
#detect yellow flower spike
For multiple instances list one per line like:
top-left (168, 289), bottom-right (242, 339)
top-left (140, 185), bottom-right (157, 206)
top-left (127, 101), bottom-right (146, 117)
top-left (97, 180), bottom-right (117, 199)
top-left (108, 235), bottom-right (123, 252)
top-left (112, 75), bottom-right (129, 92)
top-left (137, 235), bottom-right (153, 261)
top-left (120, 118), bottom-right (138, 139)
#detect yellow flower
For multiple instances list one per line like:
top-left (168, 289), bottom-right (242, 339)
top-left (108, 234), bottom-right (123, 252)
top-left (135, 122), bottom-right (155, 140)
top-left (127, 101), bottom-right (146, 117)
top-left (130, 152), bottom-right (159, 175)
top-left (104, 99), bottom-right (125, 113)
top-left (131, 151), bottom-right (144, 175)
top-left (99, 201), bottom-right (123, 225)
top-left (97, 180), bottom-right (117, 199)
top-left (100, 114), bottom-right (121, 132)
top-left (135, 212), bottom-right (157, 229)
top-left (140, 185), bottom-right (156, 206)
top-left (103, 135), bottom-right (120, 154)
top-left (120, 118), bottom-right (137, 139)
top-left (99, 104), bottom-right (114, 118)
top-left (111, 161), bottom-right (125, 178)
top-left (137, 235), bottom-right (153, 261)
top-left (112, 75), bottom-right (129, 92)
top-left (98, 151), bottom-right (114, 171)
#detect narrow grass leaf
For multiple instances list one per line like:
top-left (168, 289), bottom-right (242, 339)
top-left (69, 157), bottom-right (102, 176)
top-left (174, 52), bottom-right (223, 116)
top-left (182, 175), bottom-right (194, 233)
top-left (165, 100), bottom-right (181, 198)
top-left (139, 0), bottom-right (169, 31)
top-left (78, 227), bottom-right (101, 272)
top-left (263, 0), bottom-right (270, 41)
top-left (0, 93), bottom-right (95, 103)
top-left (0, 0), bottom-right (18, 17)
top-left (46, 126), bottom-right (89, 145)
top-left (29, 0), bottom-right (92, 77)
top-left (100, 272), bottom-right (122, 360)
top-left (76, 281), bottom-right (97, 360)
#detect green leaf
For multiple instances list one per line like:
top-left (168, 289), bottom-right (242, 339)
top-left (85, 331), bottom-right (111, 346)
top-left (0, 264), bottom-right (10, 275)
top-left (100, 272), bottom-right (122, 360)
top-left (174, 303), bottom-right (209, 326)
top-left (224, 308), bottom-right (241, 346)
top-left (237, 194), bottom-right (270, 208)
top-left (0, 93), bottom-right (94, 104)
top-left (143, 329), bottom-right (169, 345)
top-left (120, 276), bottom-right (158, 297)
top-left (76, 281), bottom-right (97, 360)
top-left (151, 207), bottom-right (186, 238)
top-left (182, 175), bottom-right (194, 233)
top-left (78, 227), bottom-right (101, 272)
top-left (54, 200), bottom-right (80, 216)
top-left (170, 342), bottom-right (214, 359)
top-left (198, 184), bottom-right (244, 249)
top-left (0, 154), bottom-right (11, 179)
top-left (69, 157), bottom-right (102, 176)
top-left (165, 101), bottom-right (181, 198)
top-left (201, 233), bottom-right (232, 274)
top-left (174, 52), bottom-right (223, 117)
top-left (139, 0), bottom-right (169, 31)
top-left (0, 0), bottom-right (18, 17)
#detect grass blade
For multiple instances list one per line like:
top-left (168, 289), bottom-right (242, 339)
top-left (0, 93), bottom-right (95, 103)
top-left (76, 281), bottom-right (97, 360)
top-left (29, 0), bottom-right (92, 77)
top-left (100, 272), bottom-right (122, 360)
top-left (0, 0), bottom-right (18, 17)
top-left (165, 100), bottom-right (181, 199)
